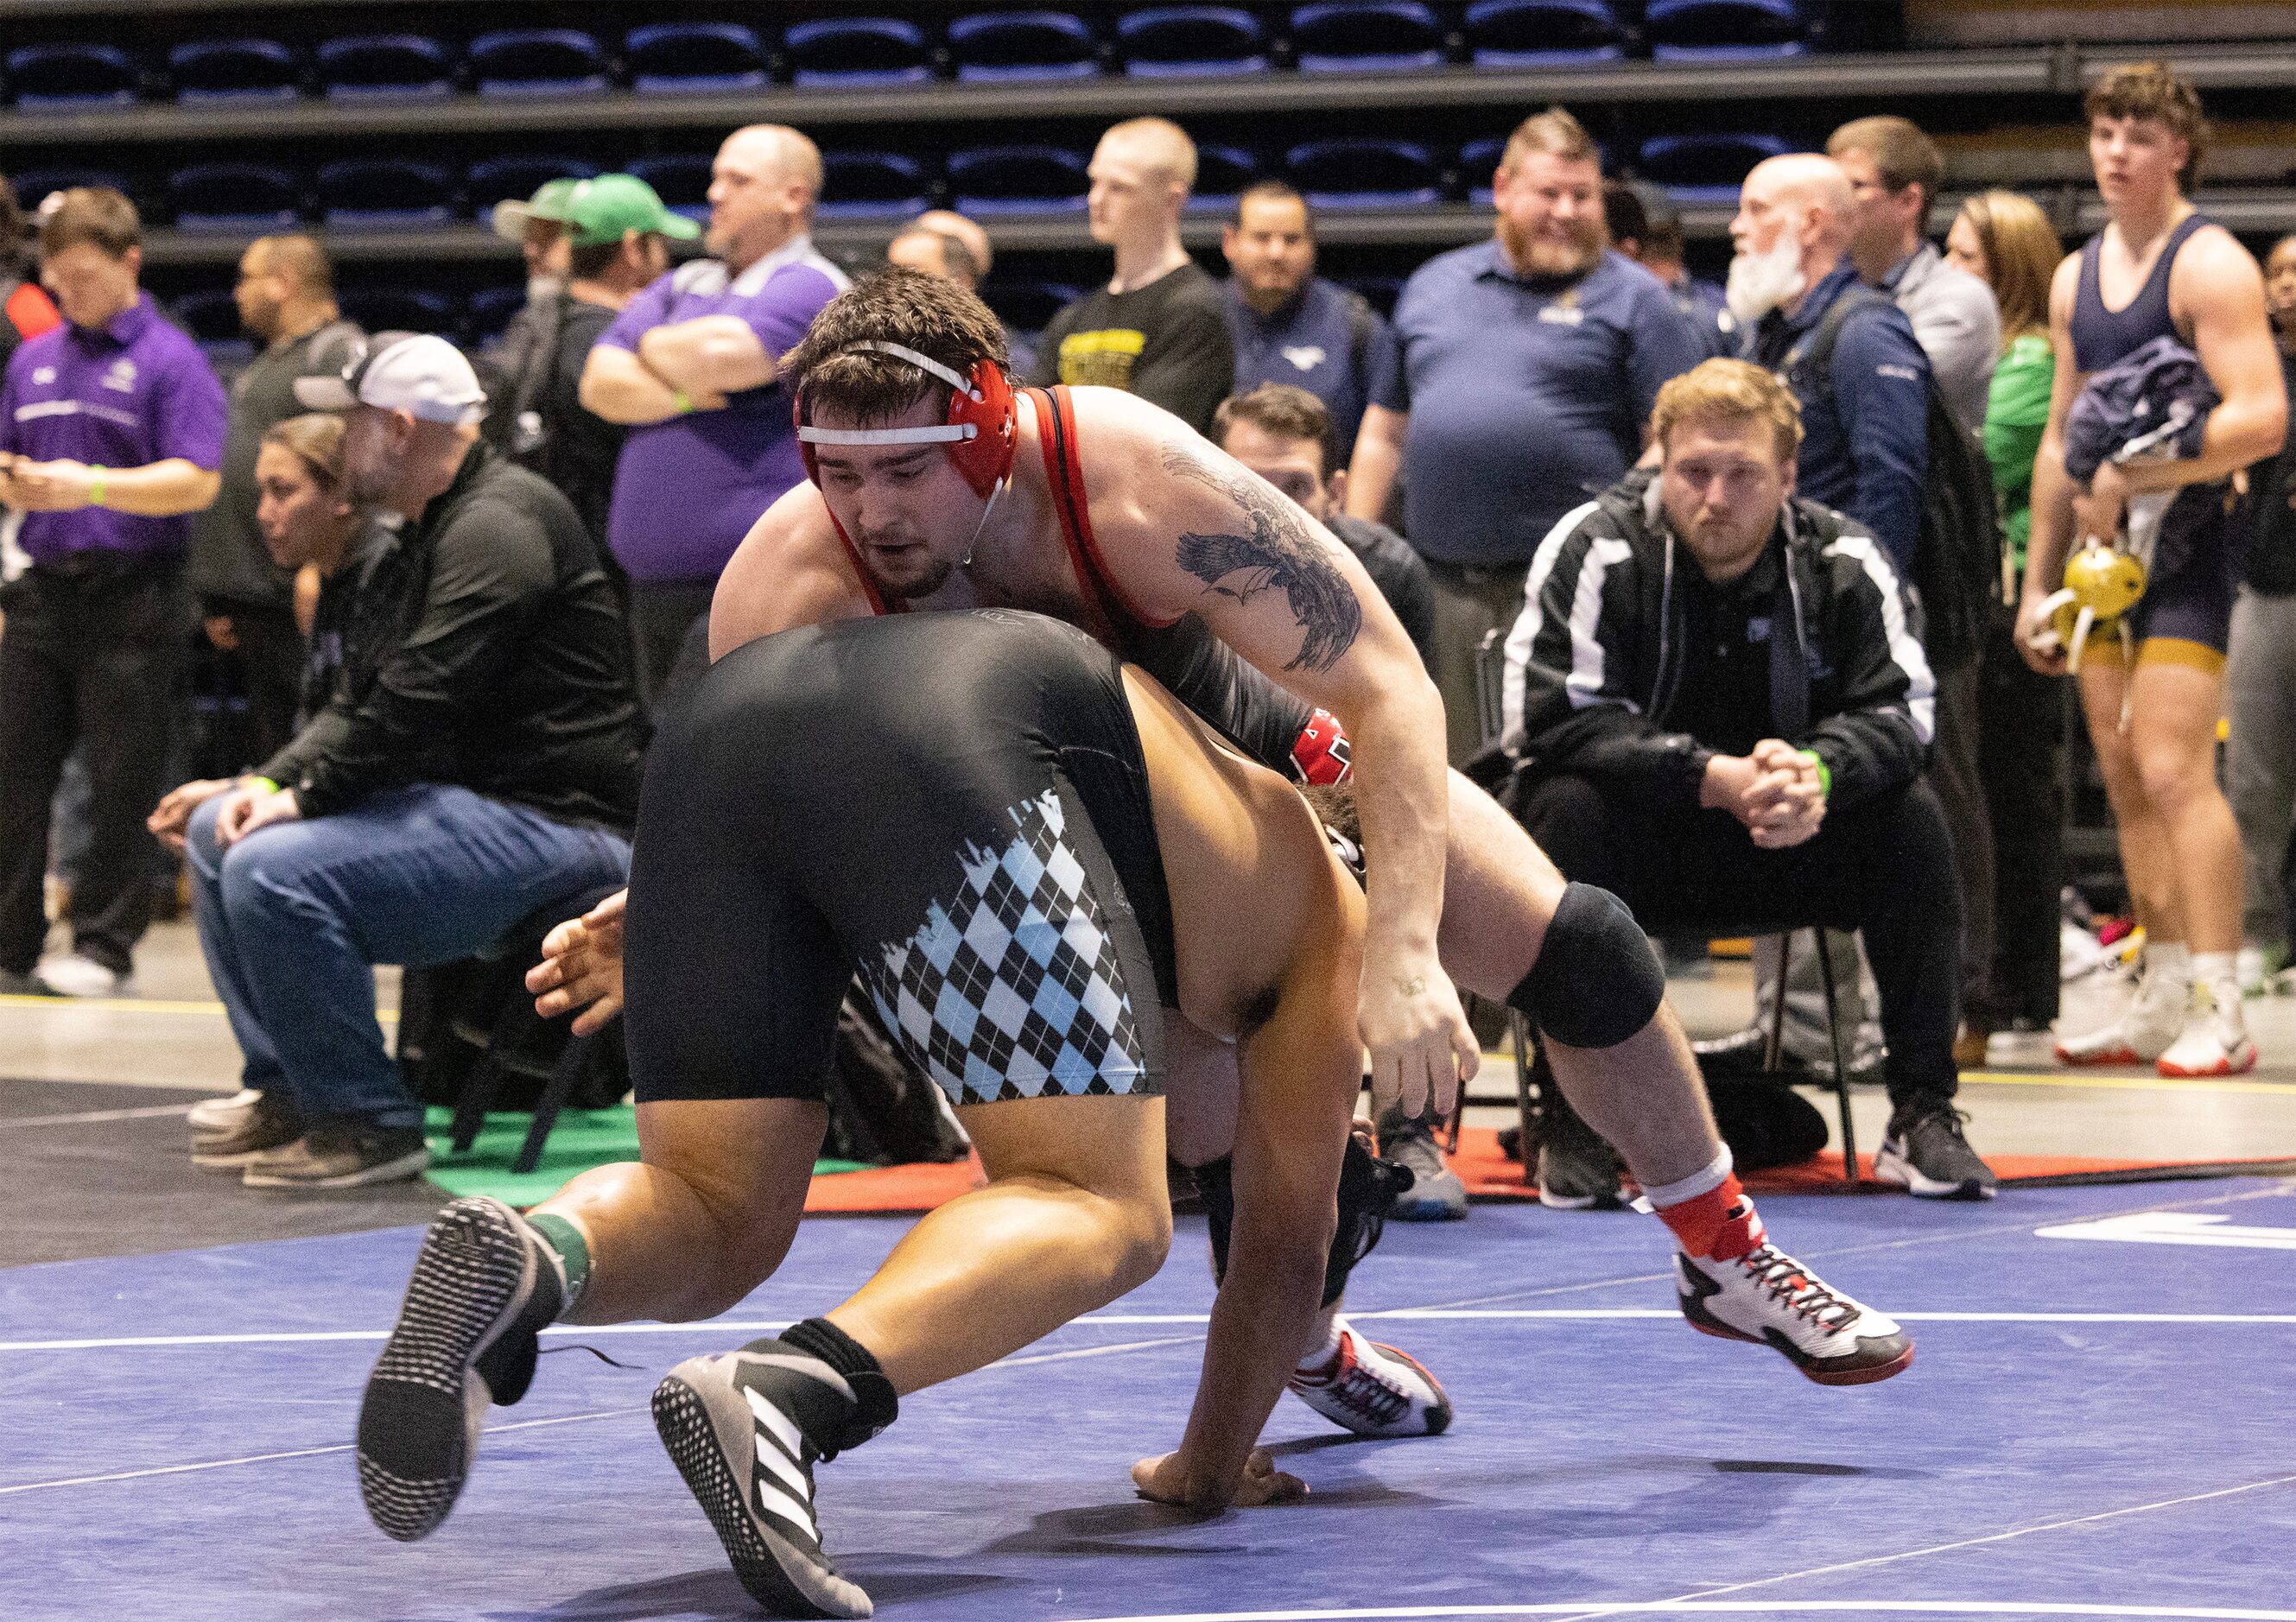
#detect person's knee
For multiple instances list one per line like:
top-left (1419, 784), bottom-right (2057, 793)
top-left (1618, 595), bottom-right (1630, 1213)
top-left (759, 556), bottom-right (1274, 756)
top-left (2134, 738), bottom-right (2215, 814)
top-left (183, 797), bottom-right (230, 882)
top-left (1506, 881), bottom-right (1666, 1049)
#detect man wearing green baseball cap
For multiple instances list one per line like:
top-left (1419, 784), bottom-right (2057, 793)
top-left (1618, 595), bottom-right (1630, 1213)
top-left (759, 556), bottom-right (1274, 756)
top-left (499, 174), bottom-right (697, 554)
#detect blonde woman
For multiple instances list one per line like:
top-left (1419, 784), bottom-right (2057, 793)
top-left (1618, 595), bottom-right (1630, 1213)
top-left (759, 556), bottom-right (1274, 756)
top-left (1943, 189), bottom-right (2070, 1067)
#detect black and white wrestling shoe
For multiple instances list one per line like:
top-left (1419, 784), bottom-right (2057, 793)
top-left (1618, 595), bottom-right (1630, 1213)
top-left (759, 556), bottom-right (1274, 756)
top-left (654, 1349), bottom-right (875, 1619)
top-left (1675, 1212), bottom-right (1913, 1388)
top-left (356, 1195), bottom-right (552, 1540)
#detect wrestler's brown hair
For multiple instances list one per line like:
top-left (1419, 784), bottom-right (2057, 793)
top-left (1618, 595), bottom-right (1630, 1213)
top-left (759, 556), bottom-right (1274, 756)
top-left (1651, 358), bottom-right (1804, 462)
top-left (779, 266), bottom-right (1011, 426)
top-left (2085, 60), bottom-right (2210, 189)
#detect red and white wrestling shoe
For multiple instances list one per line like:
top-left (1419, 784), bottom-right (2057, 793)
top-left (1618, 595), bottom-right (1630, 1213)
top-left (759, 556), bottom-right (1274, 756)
top-left (1288, 1321), bottom-right (1452, 1437)
top-left (2058, 965), bottom-right (2186, 1067)
top-left (1674, 1202), bottom-right (1913, 1386)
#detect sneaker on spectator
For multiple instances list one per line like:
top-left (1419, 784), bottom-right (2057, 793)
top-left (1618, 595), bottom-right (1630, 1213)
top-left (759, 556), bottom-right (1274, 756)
top-left (1376, 1109), bottom-right (1468, 1221)
top-left (32, 953), bottom-right (129, 998)
top-left (192, 1093), bottom-right (304, 1168)
top-left (1951, 1025), bottom-right (1989, 1069)
top-left (2159, 979), bottom-right (2256, 1078)
top-left (1873, 1105), bottom-right (1997, 1200)
top-left (187, 1088), bottom-right (264, 1134)
top-left (1535, 1093), bottom-right (1627, 1211)
top-left (1675, 1216), bottom-right (1913, 1385)
top-left (242, 1121), bottom-right (429, 1188)
top-left (2057, 962), bottom-right (2185, 1066)
top-left (1982, 1021), bottom-right (2057, 1068)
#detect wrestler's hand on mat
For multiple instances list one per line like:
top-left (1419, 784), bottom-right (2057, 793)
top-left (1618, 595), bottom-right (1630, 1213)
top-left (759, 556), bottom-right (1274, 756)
top-left (1132, 1448), bottom-right (1306, 1509)
top-left (527, 886), bottom-right (626, 1036)
top-left (1360, 949), bottom-right (1477, 1121)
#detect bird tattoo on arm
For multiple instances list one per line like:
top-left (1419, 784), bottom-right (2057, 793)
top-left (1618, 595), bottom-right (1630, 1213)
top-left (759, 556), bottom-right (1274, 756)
top-left (1162, 446), bottom-right (1362, 674)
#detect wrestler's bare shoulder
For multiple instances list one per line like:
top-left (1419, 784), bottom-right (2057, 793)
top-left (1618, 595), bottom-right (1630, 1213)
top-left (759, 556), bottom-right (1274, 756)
top-left (1056, 387), bottom-right (1215, 519)
top-left (711, 483), bottom-right (873, 658)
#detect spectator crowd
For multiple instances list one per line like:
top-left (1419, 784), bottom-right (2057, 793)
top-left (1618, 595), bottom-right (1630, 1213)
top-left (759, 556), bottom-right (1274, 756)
top-left (1, 62), bottom-right (2289, 1203)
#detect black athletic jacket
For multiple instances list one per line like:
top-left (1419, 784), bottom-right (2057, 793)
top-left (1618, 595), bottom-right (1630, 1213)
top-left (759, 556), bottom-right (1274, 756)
top-left (260, 440), bottom-right (642, 830)
top-left (1500, 469), bottom-right (1936, 814)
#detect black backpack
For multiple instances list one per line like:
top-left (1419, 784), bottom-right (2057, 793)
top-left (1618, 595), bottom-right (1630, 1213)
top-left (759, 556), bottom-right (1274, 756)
top-left (1788, 285), bottom-right (1999, 669)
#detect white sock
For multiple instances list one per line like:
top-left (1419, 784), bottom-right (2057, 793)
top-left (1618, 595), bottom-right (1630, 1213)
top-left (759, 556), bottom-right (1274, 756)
top-left (1297, 1302), bottom-right (1345, 1372)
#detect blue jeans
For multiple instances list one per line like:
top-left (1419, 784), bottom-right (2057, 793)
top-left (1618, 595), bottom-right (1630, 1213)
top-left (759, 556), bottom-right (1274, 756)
top-left (186, 784), bottom-right (630, 1130)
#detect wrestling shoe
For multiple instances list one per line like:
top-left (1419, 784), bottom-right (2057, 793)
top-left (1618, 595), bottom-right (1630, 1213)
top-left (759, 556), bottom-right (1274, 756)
top-left (190, 1092), bottom-right (302, 1168)
top-left (1287, 1321), bottom-right (1452, 1437)
top-left (2056, 966), bottom-right (2186, 1066)
top-left (187, 1087), bottom-right (263, 1133)
top-left (356, 1196), bottom-right (554, 1541)
top-left (654, 1349), bottom-right (874, 1619)
top-left (1376, 1110), bottom-right (1468, 1221)
top-left (1674, 1205), bottom-right (1912, 1385)
top-left (1873, 1106), bottom-right (1998, 1201)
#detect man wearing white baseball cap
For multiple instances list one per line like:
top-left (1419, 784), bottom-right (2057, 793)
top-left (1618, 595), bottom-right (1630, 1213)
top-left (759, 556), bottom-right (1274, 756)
top-left (175, 330), bottom-right (644, 1189)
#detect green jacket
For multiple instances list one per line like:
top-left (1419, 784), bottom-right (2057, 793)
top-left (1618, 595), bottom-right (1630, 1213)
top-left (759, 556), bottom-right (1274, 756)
top-left (1983, 332), bottom-right (2055, 572)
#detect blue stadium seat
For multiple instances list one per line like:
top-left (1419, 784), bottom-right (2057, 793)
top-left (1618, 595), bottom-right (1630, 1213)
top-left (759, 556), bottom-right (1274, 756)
top-left (337, 287), bottom-right (460, 338)
top-left (174, 289), bottom-right (257, 371)
top-left (468, 284), bottom-right (528, 340)
top-left (10, 168), bottom-right (130, 212)
top-left (624, 23), bottom-right (770, 93)
top-left (1116, 7), bottom-right (1267, 76)
top-left (817, 152), bottom-right (930, 219)
top-left (628, 155), bottom-right (712, 223)
top-left (8, 44), bottom-right (136, 108)
top-left (1288, 139), bottom-right (1439, 209)
top-left (981, 279), bottom-right (1081, 333)
top-left (948, 146), bottom-right (1088, 215)
top-left (1637, 132), bottom-right (1792, 202)
top-left (470, 29), bottom-right (610, 97)
top-left (1465, 0), bottom-right (1625, 66)
top-left (168, 163), bottom-right (301, 231)
top-left (1460, 136), bottom-right (1506, 206)
top-left (170, 39), bottom-right (300, 102)
top-left (317, 35), bottom-right (454, 100)
top-left (317, 159), bottom-right (457, 227)
top-left (466, 156), bottom-right (599, 212)
top-left (783, 17), bottom-right (930, 86)
top-left (1187, 144), bottom-right (1261, 212)
top-left (1645, 0), bottom-right (1805, 59)
top-left (1291, 3), bottom-right (1445, 73)
top-left (949, 12), bottom-right (1100, 81)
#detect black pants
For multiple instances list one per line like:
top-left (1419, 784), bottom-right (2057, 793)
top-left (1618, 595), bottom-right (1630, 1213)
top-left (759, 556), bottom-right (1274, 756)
top-left (203, 597), bottom-right (306, 766)
top-left (1519, 772), bottom-right (1962, 1109)
top-left (0, 565), bottom-right (188, 976)
top-left (1927, 656), bottom-right (1994, 1029)
top-left (1975, 604), bottom-right (2068, 1026)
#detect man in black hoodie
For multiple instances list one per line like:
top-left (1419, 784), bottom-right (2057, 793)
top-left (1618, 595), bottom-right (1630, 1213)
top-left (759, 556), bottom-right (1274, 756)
top-left (1503, 358), bottom-right (1995, 1200)
top-left (180, 334), bottom-right (642, 1188)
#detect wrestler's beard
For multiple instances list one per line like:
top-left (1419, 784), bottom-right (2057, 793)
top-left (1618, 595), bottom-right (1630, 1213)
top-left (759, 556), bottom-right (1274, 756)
top-left (1725, 231), bottom-right (1808, 325)
top-left (1499, 215), bottom-right (1602, 279)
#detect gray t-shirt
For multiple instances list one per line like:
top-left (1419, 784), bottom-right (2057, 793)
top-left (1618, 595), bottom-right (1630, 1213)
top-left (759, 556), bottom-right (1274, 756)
top-left (187, 318), bottom-right (363, 607)
top-left (1887, 242), bottom-right (1999, 434)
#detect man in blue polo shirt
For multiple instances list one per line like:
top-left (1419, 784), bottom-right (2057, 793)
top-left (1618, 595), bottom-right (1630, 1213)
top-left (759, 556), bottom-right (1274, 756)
top-left (580, 124), bottom-right (848, 707)
top-left (1347, 108), bottom-right (1703, 763)
top-left (0, 187), bottom-right (226, 997)
top-left (1221, 180), bottom-right (1404, 465)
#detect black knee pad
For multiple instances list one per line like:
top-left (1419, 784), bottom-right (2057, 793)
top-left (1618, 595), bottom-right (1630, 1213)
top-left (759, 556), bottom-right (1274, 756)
top-left (1507, 882), bottom-right (1665, 1050)
top-left (1198, 1137), bottom-right (1409, 1308)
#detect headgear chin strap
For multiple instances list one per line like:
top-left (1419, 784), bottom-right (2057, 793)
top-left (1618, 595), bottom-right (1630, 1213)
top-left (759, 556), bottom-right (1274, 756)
top-left (794, 340), bottom-right (1018, 500)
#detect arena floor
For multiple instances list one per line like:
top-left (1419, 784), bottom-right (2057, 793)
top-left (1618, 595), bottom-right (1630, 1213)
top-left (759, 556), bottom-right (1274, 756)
top-left (5, 921), bottom-right (2295, 1619)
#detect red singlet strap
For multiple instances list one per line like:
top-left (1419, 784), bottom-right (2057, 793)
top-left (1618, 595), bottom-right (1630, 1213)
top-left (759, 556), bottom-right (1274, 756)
top-left (1031, 385), bottom-right (1179, 634)
top-left (825, 508), bottom-right (895, 615)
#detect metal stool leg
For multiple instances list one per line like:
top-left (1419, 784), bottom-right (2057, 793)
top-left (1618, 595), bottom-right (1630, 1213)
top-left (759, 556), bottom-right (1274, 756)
top-left (1511, 1011), bottom-right (1537, 1187)
top-left (1762, 931), bottom-right (1792, 1072)
top-left (1811, 930), bottom-right (1858, 1186)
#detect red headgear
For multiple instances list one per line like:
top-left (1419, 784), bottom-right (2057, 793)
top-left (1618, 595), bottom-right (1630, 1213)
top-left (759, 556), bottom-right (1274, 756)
top-left (794, 341), bottom-right (1017, 498)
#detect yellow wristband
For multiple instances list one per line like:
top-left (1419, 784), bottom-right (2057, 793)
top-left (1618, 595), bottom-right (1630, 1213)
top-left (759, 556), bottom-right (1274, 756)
top-left (249, 776), bottom-right (281, 795)
top-left (1798, 750), bottom-right (1832, 801)
top-left (86, 466), bottom-right (106, 507)
top-left (671, 390), bottom-right (693, 415)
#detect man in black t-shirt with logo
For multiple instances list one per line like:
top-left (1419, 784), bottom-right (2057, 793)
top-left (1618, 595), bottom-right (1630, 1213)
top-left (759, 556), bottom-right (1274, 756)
top-left (1030, 117), bottom-right (1233, 436)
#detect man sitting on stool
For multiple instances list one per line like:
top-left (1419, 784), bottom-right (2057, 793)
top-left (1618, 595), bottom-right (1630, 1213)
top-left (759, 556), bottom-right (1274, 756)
top-left (1502, 358), bottom-right (1996, 1200)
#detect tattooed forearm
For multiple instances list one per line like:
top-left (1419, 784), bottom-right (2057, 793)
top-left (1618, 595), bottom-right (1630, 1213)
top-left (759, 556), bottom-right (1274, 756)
top-left (1163, 444), bottom-right (1362, 673)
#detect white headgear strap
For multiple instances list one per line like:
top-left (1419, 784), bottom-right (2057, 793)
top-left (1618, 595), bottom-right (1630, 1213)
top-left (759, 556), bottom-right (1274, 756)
top-left (794, 341), bottom-right (983, 447)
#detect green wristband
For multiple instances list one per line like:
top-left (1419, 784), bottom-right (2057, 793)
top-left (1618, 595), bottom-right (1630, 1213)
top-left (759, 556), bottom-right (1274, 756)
top-left (670, 389), bottom-right (694, 415)
top-left (86, 465), bottom-right (106, 507)
top-left (248, 776), bottom-right (281, 795)
top-left (1798, 750), bottom-right (1832, 801)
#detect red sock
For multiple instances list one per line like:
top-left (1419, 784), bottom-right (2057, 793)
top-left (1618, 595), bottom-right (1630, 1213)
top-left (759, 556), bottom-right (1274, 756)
top-left (1656, 1175), bottom-right (1764, 1260)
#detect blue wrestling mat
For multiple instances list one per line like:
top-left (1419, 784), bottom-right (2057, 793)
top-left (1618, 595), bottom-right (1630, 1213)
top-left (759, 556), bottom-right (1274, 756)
top-left (4, 1181), bottom-right (2294, 1619)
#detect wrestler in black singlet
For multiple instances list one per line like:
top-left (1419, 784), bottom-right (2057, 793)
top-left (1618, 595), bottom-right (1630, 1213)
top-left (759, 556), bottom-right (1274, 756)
top-left (2070, 212), bottom-right (2248, 656)
top-left (624, 610), bottom-right (1174, 1109)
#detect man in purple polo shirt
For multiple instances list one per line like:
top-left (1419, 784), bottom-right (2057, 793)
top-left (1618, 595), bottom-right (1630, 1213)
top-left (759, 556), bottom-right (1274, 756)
top-left (0, 187), bottom-right (225, 998)
top-left (580, 124), bottom-right (848, 707)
